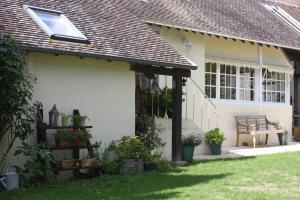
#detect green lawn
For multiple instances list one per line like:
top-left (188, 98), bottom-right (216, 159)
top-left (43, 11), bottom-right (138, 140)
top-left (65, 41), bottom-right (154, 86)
top-left (2, 152), bottom-right (300, 200)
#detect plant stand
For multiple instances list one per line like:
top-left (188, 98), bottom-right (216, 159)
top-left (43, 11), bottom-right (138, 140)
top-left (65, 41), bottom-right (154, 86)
top-left (37, 108), bottom-right (101, 178)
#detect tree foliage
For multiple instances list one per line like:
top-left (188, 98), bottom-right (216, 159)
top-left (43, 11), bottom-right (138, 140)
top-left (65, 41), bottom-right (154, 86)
top-left (0, 34), bottom-right (36, 173)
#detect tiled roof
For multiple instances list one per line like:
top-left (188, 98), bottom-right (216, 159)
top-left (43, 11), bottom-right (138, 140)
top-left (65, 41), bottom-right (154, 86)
top-left (0, 0), bottom-right (196, 69)
top-left (124, 0), bottom-right (300, 50)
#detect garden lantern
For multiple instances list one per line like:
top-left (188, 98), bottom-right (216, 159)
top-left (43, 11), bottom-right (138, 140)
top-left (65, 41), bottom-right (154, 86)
top-left (49, 104), bottom-right (59, 127)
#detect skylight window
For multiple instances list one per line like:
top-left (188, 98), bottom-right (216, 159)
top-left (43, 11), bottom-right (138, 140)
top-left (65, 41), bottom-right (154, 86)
top-left (263, 4), bottom-right (300, 34)
top-left (24, 5), bottom-right (89, 44)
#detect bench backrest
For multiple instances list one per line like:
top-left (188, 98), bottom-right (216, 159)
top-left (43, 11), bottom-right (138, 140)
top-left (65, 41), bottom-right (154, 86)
top-left (235, 115), bottom-right (268, 132)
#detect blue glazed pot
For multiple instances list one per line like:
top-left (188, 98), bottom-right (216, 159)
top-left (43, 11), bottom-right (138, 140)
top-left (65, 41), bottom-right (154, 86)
top-left (182, 146), bottom-right (195, 162)
top-left (210, 143), bottom-right (222, 155)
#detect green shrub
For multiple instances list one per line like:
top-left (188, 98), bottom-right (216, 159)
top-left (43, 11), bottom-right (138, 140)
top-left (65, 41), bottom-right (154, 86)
top-left (154, 159), bottom-right (172, 172)
top-left (14, 142), bottom-right (54, 186)
top-left (182, 134), bottom-right (202, 146)
top-left (204, 128), bottom-right (225, 145)
top-left (115, 136), bottom-right (150, 160)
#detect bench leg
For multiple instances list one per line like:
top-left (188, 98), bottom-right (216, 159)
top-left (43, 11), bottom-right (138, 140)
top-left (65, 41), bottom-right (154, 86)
top-left (277, 133), bottom-right (283, 145)
top-left (265, 134), bottom-right (268, 145)
top-left (253, 136), bottom-right (256, 148)
top-left (236, 134), bottom-right (239, 147)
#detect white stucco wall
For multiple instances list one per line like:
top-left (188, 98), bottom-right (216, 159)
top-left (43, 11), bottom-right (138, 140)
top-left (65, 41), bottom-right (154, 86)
top-left (155, 26), bottom-right (293, 155)
top-left (0, 52), bottom-right (135, 169)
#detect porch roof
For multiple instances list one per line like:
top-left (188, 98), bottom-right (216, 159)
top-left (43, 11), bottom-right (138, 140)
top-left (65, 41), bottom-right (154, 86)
top-left (0, 0), bottom-right (196, 70)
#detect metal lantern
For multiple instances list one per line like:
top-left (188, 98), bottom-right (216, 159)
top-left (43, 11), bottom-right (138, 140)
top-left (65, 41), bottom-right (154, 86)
top-left (49, 104), bottom-right (60, 127)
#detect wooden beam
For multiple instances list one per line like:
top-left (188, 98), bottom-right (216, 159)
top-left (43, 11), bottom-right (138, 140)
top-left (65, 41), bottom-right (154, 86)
top-left (172, 76), bottom-right (183, 161)
top-left (131, 64), bottom-right (191, 77)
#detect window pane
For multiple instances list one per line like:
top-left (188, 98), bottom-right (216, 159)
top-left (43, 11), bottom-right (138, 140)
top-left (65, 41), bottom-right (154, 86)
top-left (231, 76), bottom-right (236, 87)
top-left (211, 74), bottom-right (216, 86)
top-left (281, 93), bottom-right (285, 103)
top-left (240, 67), bottom-right (244, 74)
top-left (220, 75), bottom-right (225, 86)
top-left (205, 86), bottom-right (210, 97)
top-left (205, 63), bottom-right (210, 72)
top-left (221, 65), bottom-right (225, 74)
top-left (205, 74), bottom-right (210, 85)
top-left (232, 66), bottom-right (236, 75)
top-left (211, 87), bottom-right (216, 98)
top-left (220, 88), bottom-right (226, 99)
top-left (211, 63), bottom-right (217, 73)
top-left (240, 89), bottom-right (245, 100)
top-left (240, 77), bottom-right (245, 88)
top-left (280, 81), bottom-right (285, 91)
top-left (226, 65), bottom-right (231, 74)
top-left (226, 88), bottom-right (231, 99)
top-left (226, 75), bottom-right (231, 86)
top-left (35, 11), bottom-right (80, 37)
top-left (231, 89), bottom-right (236, 99)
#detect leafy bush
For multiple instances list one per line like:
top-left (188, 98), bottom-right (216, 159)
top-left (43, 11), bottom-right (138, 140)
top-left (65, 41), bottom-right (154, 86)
top-left (14, 142), bottom-right (54, 186)
top-left (204, 128), bottom-right (225, 145)
top-left (154, 159), bottom-right (172, 172)
top-left (115, 136), bottom-right (150, 160)
top-left (182, 134), bottom-right (203, 146)
top-left (142, 125), bottom-right (165, 160)
top-left (0, 35), bottom-right (36, 173)
top-left (95, 141), bottom-right (120, 175)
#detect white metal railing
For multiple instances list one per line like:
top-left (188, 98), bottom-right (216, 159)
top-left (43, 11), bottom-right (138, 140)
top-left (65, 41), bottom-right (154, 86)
top-left (188, 78), bottom-right (218, 131)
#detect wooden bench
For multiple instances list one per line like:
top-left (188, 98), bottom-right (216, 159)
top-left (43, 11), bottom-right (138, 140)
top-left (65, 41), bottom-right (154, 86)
top-left (235, 115), bottom-right (285, 148)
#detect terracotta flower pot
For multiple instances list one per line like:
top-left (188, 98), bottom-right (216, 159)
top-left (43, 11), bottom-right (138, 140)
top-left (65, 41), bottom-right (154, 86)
top-left (56, 139), bottom-right (72, 147)
top-left (74, 139), bottom-right (86, 146)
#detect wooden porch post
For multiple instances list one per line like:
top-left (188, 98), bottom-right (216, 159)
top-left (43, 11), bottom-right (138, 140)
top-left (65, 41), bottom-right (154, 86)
top-left (172, 75), bottom-right (183, 161)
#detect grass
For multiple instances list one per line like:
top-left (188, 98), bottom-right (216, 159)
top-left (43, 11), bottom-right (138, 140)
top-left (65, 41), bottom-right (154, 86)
top-left (1, 152), bottom-right (300, 200)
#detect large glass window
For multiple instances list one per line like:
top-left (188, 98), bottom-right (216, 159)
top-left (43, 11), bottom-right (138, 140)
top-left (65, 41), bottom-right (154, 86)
top-left (205, 63), bottom-right (217, 98)
top-left (24, 5), bottom-right (89, 43)
top-left (220, 64), bottom-right (236, 100)
top-left (262, 69), bottom-right (286, 103)
top-left (240, 67), bottom-right (255, 101)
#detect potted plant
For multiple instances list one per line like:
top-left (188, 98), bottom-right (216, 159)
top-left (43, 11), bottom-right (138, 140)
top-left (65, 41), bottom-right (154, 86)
top-left (61, 113), bottom-right (70, 127)
top-left (54, 129), bottom-right (73, 147)
top-left (115, 136), bottom-right (149, 173)
top-left (73, 130), bottom-right (92, 146)
top-left (181, 134), bottom-right (202, 162)
top-left (72, 115), bottom-right (89, 127)
top-left (204, 128), bottom-right (225, 155)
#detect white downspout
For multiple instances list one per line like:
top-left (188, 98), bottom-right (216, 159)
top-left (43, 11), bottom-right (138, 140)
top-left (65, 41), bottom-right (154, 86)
top-left (259, 46), bottom-right (264, 115)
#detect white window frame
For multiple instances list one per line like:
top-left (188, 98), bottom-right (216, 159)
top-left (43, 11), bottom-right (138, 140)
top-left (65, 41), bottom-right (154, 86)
top-left (204, 59), bottom-right (290, 104)
top-left (205, 63), bottom-right (217, 98)
top-left (24, 5), bottom-right (89, 44)
top-left (239, 66), bottom-right (256, 101)
top-left (262, 69), bottom-right (286, 103)
top-left (219, 64), bottom-right (237, 100)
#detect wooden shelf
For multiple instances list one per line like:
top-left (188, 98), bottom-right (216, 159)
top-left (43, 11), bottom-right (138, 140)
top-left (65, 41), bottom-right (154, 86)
top-left (54, 165), bottom-right (101, 171)
top-left (45, 125), bottom-right (93, 130)
top-left (50, 144), bottom-right (99, 150)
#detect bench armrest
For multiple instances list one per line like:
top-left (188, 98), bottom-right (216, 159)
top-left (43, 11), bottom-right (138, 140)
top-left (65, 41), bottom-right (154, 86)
top-left (266, 119), bottom-right (282, 129)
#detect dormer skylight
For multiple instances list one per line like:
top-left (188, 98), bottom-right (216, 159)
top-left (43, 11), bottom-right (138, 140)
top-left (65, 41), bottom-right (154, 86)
top-left (263, 4), bottom-right (300, 34)
top-left (24, 5), bottom-right (89, 44)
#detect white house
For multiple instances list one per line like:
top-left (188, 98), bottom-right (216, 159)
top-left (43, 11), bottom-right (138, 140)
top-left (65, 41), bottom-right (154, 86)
top-left (0, 0), bottom-right (300, 166)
